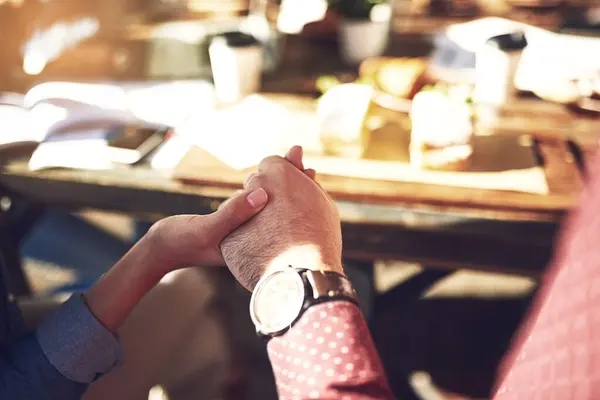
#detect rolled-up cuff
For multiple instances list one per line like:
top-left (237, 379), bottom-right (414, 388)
top-left (36, 293), bottom-right (122, 383)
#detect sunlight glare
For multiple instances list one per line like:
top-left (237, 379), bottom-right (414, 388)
top-left (23, 51), bottom-right (47, 75)
top-left (266, 244), bottom-right (331, 277)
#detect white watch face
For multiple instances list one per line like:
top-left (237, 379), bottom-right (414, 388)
top-left (250, 269), bottom-right (305, 335)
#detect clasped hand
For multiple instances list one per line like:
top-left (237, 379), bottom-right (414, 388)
top-left (148, 146), bottom-right (343, 289)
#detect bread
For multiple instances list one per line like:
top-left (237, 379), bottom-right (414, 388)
top-left (410, 89), bottom-right (473, 170)
top-left (410, 143), bottom-right (472, 171)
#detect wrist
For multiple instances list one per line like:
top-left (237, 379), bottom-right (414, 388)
top-left (132, 234), bottom-right (169, 282)
top-left (250, 266), bottom-right (357, 337)
top-left (86, 240), bottom-right (164, 333)
top-left (262, 244), bottom-right (344, 282)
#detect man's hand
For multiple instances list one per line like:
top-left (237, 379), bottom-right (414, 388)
top-left (147, 187), bottom-right (269, 274)
top-left (221, 146), bottom-right (343, 291)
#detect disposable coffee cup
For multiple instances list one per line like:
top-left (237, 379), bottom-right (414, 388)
top-left (209, 31), bottom-right (263, 104)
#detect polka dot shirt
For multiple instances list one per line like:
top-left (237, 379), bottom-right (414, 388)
top-left (495, 152), bottom-right (600, 399)
top-left (268, 301), bottom-right (393, 399)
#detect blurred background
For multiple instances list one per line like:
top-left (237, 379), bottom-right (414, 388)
top-left (1, 1), bottom-right (600, 399)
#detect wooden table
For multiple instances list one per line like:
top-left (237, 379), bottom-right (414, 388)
top-left (0, 35), bottom-right (597, 297)
top-left (0, 144), bottom-right (563, 297)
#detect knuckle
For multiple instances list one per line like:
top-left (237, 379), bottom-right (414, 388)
top-left (259, 155), bottom-right (285, 172)
top-left (243, 172), bottom-right (257, 186)
top-left (244, 173), bottom-right (265, 189)
top-left (270, 163), bottom-right (290, 180)
top-left (254, 175), bottom-right (268, 188)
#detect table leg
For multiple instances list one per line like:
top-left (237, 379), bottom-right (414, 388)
top-left (374, 268), bottom-right (455, 317)
top-left (0, 192), bottom-right (45, 297)
top-left (0, 220), bottom-right (31, 297)
top-left (8, 201), bottom-right (45, 245)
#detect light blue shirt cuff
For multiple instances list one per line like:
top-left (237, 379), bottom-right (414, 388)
top-left (36, 293), bottom-right (122, 383)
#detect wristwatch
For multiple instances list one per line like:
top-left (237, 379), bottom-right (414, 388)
top-left (249, 265), bottom-right (358, 338)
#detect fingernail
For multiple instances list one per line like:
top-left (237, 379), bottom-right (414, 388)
top-left (246, 188), bottom-right (268, 208)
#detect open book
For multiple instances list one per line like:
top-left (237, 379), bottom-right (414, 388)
top-left (0, 80), bottom-right (215, 170)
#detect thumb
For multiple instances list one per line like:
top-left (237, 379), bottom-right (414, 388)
top-left (205, 188), bottom-right (268, 240)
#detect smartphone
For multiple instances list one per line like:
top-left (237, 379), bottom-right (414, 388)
top-left (106, 126), bottom-right (167, 165)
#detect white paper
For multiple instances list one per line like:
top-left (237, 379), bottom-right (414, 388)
top-left (176, 95), bottom-right (289, 170)
top-left (126, 81), bottom-right (216, 127)
top-left (149, 135), bottom-right (192, 170)
top-left (24, 80), bottom-right (215, 130)
top-left (0, 106), bottom-right (33, 146)
top-left (515, 31), bottom-right (600, 92)
top-left (0, 103), bottom-right (70, 147)
top-left (302, 155), bottom-right (548, 195)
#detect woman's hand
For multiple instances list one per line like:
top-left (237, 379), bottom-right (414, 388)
top-left (85, 188), bottom-right (268, 333)
top-left (147, 187), bottom-right (269, 274)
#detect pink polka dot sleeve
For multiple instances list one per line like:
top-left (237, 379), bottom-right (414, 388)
top-left (267, 301), bottom-right (393, 399)
top-left (494, 151), bottom-right (600, 399)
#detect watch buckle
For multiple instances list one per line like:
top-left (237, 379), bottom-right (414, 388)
top-left (305, 270), bottom-right (357, 301)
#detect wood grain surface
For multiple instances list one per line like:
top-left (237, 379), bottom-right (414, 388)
top-left (172, 87), bottom-right (588, 222)
top-left (173, 145), bottom-right (573, 220)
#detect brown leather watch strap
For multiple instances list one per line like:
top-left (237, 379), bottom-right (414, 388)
top-left (304, 269), bottom-right (358, 305)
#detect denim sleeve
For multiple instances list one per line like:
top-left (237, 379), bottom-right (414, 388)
top-left (36, 293), bottom-right (122, 383)
top-left (0, 293), bottom-right (122, 400)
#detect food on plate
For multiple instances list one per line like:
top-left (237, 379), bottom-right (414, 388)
top-left (410, 84), bottom-right (474, 170)
top-left (317, 83), bottom-right (374, 159)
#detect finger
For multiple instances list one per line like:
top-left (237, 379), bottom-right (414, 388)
top-left (305, 169), bottom-right (329, 196)
top-left (304, 168), bottom-right (317, 180)
top-left (217, 190), bottom-right (243, 211)
top-left (258, 155), bottom-right (286, 173)
top-left (205, 188), bottom-right (268, 240)
top-left (243, 172), bottom-right (259, 188)
top-left (285, 145), bottom-right (304, 170)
